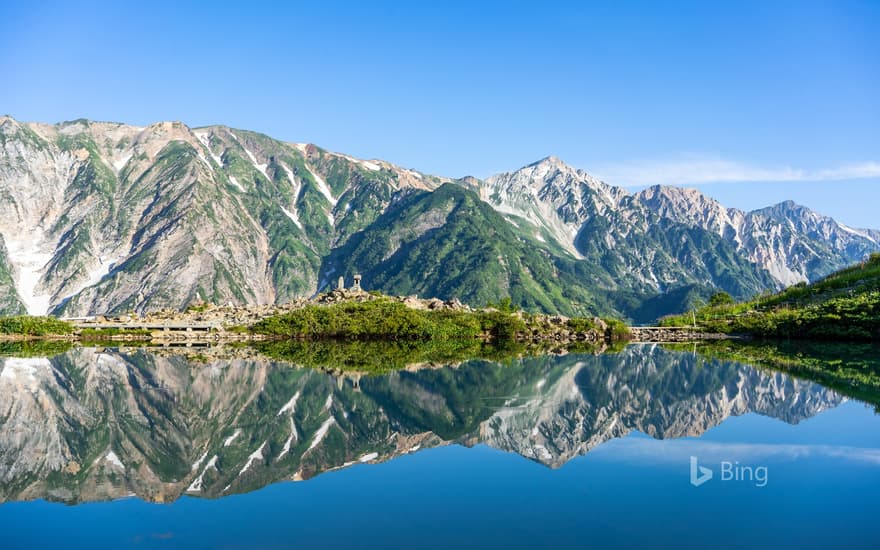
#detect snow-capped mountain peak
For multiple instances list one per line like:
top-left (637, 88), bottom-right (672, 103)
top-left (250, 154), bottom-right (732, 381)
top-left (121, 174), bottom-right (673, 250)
top-left (0, 116), bottom-right (877, 320)
top-left (477, 156), bottom-right (626, 257)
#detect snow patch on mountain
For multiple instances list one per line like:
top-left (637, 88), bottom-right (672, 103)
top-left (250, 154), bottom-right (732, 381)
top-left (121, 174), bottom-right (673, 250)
top-left (278, 391), bottom-right (301, 416)
top-left (232, 132), bottom-right (271, 181)
top-left (281, 206), bottom-right (303, 230)
top-left (223, 429), bottom-right (242, 447)
top-left (838, 223), bottom-right (877, 244)
top-left (0, 357), bottom-right (47, 383)
top-left (228, 175), bottom-right (245, 192)
top-left (191, 451), bottom-right (209, 472)
top-left (307, 417), bottom-right (336, 452)
top-left (277, 417), bottom-right (298, 460)
top-left (195, 131), bottom-right (225, 167)
top-left (112, 153), bottom-right (132, 172)
top-left (238, 441), bottom-right (267, 476)
top-left (278, 165), bottom-right (304, 229)
top-left (304, 164), bottom-right (337, 205)
top-left (79, 256), bottom-right (122, 294)
top-left (337, 153), bottom-right (381, 171)
top-left (196, 152), bottom-right (213, 172)
top-left (281, 164), bottom-right (301, 199)
top-left (104, 451), bottom-right (124, 470)
top-left (187, 455), bottom-right (218, 492)
top-left (3, 231), bottom-right (54, 315)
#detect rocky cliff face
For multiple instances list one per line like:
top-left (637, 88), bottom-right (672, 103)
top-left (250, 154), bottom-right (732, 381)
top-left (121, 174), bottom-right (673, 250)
top-left (478, 157), bottom-right (880, 291)
top-left (1, 116), bottom-right (877, 320)
top-left (480, 156), bottom-right (627, 259)
top-left (471, 346), bottom-right (841, 468)
top-left (636, 186), bottom-right (880, 286)
top-left (479, 157), bottom-right (781, 301)
top-left (0, 345), bottom-right (842, 503)
top-left (0, 116), bottom-right (442, 316)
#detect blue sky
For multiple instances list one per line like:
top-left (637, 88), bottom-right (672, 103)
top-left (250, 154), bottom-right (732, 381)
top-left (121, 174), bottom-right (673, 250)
top-left (1, 0), bottom-right (877, 227)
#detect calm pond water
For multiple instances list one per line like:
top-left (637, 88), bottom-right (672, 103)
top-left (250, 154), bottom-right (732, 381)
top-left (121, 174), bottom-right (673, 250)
top-left (0, 344), bottom-right (878, 549)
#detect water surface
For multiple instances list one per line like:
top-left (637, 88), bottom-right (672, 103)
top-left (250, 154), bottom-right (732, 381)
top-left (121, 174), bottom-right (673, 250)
top-left (0, 344), bottom-right (877, 548)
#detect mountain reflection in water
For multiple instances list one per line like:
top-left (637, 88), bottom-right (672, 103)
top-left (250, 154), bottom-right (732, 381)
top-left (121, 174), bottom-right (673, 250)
top-left (0, 344), bottom-right (844, 504)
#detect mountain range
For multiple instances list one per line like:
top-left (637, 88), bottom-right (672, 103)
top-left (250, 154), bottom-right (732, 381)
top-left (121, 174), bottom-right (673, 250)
top-left (0, 346), bottom-right (841, 503)
top-left (2, 116), bottom-right (877, 322)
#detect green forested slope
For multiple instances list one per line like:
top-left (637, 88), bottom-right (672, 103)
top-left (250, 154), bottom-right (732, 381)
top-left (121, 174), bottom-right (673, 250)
top-left (321, 184), bottom-right (618, 316)
top-left (662, 254), bottom-right (880, 341)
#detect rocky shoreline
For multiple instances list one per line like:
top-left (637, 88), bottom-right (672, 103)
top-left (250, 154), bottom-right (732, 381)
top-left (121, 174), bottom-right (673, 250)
top-left (67, 288), bottom-right (621, 344)
top-left (4, 289), bottom-right (736, 345)
top-left (629, 326), bottom-right (736, 343)
top-left (79, 289), bottom-right (471, 330)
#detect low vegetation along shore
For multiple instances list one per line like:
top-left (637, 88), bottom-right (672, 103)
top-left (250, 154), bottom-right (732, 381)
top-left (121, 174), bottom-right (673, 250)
top-left (4, 253), bottom-right (878, 348)
top-left (0, 315), bottom-right (75, 337)
top-left (0, 290), bottom-right (631, 346)
top-left (661, 254), bottom-right (880, 342)
top-left (244, 296), bottom-right (629, 343)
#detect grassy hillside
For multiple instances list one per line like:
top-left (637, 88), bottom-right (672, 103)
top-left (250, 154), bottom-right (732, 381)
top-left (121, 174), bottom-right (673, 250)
top-left (248, 296), bottom-right (629, 343)
top-left (321, 184), bottom-right (618, 317)
top-left (688, 340), bottom-right (880, 409)
top-left (320, 183), bottom-right (782, 322)
top-left (661, 253), bottom-right (880, 341)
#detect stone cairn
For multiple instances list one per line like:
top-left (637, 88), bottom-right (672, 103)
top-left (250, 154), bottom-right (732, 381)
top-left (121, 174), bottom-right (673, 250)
top-left (318, 274), bottom-right (369, 304)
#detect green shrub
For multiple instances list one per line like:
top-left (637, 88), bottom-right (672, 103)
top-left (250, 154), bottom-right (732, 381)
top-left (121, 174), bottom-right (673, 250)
top-left (476, 310), bottom-right (526, 339)
top-left (604, 318), bottom-right (632, 341)
top-left (0, 340), bottom-right (73, 357)
top-left (252, 299), bottom-right (487, 340)
top-left (708, 292), bottom-right (735, 307)
top-left (486, 297), bottom-right (519, 313)
top-left (566, 317), bottom-right (599, 332)
top-left (0, 316), bottom-right (74, 336)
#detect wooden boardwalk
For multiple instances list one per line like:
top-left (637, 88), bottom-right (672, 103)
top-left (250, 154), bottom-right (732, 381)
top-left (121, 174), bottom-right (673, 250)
top-left (62, 320), bottom-right (727, 343)
top-left (70, 321), bottom-right (222, 332)
top-left (628, 326), bottom-right (730, 342)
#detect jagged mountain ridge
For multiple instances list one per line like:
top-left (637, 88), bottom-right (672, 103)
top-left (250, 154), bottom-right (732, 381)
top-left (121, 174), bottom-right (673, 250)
top-left (1, 116), bottom-right (877, 320)
top-left (635, 186), bottom-right (880, 286)
top-left (481, 156), bottom-right (879, 289)
top-left (0, 116), bottom-right (442, 316)
top-left (320, 183), bottom-right (615, 314)
top-left (0, 346), bottom-right (842, 503)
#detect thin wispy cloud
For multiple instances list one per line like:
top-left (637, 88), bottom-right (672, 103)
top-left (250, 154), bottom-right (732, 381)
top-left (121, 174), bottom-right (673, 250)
top-left (589, 435), bottom-right (880, 466)
top-left (593, 156), bottom-right (880, 187)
